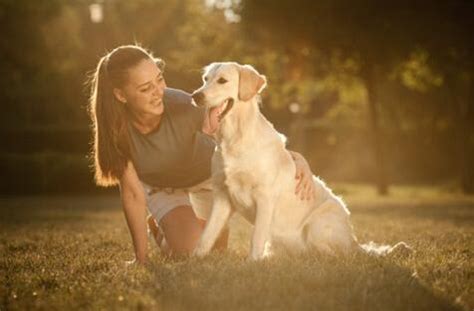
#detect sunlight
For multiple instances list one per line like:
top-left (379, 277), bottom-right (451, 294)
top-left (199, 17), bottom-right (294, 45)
top-left (89, 2), bottom-right (104, 24)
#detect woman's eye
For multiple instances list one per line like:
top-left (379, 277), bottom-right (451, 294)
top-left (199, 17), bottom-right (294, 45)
top-left (217, 77), bottom-right (227, 84)
top-left (141, 85), bottom-right (151, 92)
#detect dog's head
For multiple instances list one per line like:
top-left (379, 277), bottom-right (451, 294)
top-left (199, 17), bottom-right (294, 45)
top-left (192, 62), bottom-right (267, 124)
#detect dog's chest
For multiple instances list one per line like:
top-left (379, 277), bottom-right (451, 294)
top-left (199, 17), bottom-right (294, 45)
top-left (224, 169), bottom-right (256, 206)
top-left (214, 150), bottom-right (267, 223)
top-left (217, 163), bottom-right (257, 221)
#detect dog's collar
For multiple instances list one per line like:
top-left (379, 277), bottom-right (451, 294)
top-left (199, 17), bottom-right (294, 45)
top-left (218, 98), bottom-right (234, 121)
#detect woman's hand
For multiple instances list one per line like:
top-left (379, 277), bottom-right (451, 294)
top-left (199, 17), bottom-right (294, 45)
top-left (290, 151), bottom-right (315, 201)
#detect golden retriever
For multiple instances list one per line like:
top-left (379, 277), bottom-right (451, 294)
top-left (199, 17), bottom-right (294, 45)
top-left (191, 62), bottom-right (409, 260)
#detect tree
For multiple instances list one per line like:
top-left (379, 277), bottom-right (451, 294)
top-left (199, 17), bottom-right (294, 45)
top-left (0, 0), bottom-right (61, 126)
top-left (238, 0), bottom-right (474, 194)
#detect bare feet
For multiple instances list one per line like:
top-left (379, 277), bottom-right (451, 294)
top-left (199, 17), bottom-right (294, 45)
top-left (147, 215), bottom-right (164, 248)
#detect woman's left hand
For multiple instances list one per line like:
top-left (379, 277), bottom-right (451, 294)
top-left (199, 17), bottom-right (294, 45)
top-left (290, 151), bottom-right (316, 201)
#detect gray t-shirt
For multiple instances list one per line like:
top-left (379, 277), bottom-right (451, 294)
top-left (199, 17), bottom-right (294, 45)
top-left (128, 88), bottom-right (216, 188)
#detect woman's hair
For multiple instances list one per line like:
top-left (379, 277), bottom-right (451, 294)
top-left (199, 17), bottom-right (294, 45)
top-left (87, 45), bottom-right (165, 186)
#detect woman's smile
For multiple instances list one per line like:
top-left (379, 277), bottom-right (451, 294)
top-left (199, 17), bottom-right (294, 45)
top-left (151, 98), bottom-right (163, 107)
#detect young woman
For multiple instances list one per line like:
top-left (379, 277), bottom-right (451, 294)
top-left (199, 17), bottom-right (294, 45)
top-left (88, 45), bottom-right (315, 264)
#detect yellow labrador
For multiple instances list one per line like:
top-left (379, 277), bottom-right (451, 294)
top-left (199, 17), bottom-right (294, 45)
top-left (192, 62), bottom-right (408, 260)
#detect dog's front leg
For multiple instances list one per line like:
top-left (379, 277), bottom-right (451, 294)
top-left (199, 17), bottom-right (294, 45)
top-left (249, 196), bottom-right (274, 260)
top-left (193, 193), bottom-right (232, 257)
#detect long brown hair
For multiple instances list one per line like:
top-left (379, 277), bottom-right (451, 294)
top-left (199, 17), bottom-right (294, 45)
top-left (88, 45), bottom-right (164, 186)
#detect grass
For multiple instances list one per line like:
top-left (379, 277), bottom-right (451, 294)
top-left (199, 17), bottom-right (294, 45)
top-left (1, 185), bottom-right (473, 310)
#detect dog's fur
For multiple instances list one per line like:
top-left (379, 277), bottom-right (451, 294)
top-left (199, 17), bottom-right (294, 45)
top-left (192, 62), bottom-right (408, 260)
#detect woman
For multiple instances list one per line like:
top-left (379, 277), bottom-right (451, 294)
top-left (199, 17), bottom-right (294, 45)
top-left (88, 45), bottom-right (315, 264)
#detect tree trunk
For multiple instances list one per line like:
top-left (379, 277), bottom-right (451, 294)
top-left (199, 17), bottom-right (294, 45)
top-left (289, 110), bottom-right (307, 154)
top-left (461, 77), bottom-right (474, 194)
top-left (449, 69), bottom-right (474, 194)
top-left (362, 62), bottom-right (389, 195)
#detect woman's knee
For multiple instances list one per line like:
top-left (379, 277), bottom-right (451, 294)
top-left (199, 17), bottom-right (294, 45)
top-left (159, 205), bottom-right (204, 255)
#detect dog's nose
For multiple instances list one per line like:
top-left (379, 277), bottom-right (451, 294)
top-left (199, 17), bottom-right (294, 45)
top-left (192, 91), bottom-right (205, 106)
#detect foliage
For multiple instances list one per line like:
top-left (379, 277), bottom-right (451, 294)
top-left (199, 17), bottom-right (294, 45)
top-left (237, 0), bottom-right (474, 193)
top-left (393, 49), bottom-right (444, 93)
top-left (0, 0), bottom-right (61, 126)
top-left (0, 0), bottom-right (472, 191)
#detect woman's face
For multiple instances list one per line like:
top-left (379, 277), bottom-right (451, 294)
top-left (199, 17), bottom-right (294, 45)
top-left (114, 58), bottom-right (166, 118)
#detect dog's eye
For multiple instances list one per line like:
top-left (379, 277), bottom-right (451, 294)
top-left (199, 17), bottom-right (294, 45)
top-left (204, 76), bottom-right (208, 82)
top-left (217, 77), bottom-right (228, 84)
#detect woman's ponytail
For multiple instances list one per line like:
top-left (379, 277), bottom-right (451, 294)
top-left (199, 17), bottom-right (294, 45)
top-left (88, 45), bottom-right (153, 186)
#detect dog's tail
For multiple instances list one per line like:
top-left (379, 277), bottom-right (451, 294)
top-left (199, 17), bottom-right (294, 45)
top-left (359, 241), bottom-right (413, 256)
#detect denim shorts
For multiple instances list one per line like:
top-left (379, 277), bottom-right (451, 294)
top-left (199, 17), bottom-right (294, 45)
top-left (141, 178), bottom-right (213, 225)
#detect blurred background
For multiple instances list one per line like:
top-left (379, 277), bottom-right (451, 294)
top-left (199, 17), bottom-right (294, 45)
top-left (0, 0), bottom-right (472, 195)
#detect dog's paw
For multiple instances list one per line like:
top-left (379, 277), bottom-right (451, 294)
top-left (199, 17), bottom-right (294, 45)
top-left (247, 251), bottom-right (271, 261)
top-left (247, 252), bottom-right (273, 262)
top-left (388, 242), bottom-right (414, 257)
top-left (247, 254), bottom-right (263, 262)
top-left (192, 246), bottom-right (208, 258)
top-left (247, 242), bottom-right (274, 261)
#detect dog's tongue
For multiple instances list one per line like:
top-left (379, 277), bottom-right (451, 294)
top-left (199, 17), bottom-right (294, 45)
top-left (202, 103), bottom-right (224, 135)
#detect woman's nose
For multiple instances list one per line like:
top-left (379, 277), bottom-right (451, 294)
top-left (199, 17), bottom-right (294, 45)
top-left (152, 81), bottom-right (164, 96)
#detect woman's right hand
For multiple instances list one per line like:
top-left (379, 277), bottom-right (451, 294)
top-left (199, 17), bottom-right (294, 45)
top-left (120, 162), bottom-right (150, 268)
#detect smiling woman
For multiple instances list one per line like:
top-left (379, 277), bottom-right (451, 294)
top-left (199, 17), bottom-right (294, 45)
top-left (88, 45), bottom-right (167, 186)
top-left (87, 45), bottom-right (224, 263)
top-left (87, 45), bottom-right (317, 264)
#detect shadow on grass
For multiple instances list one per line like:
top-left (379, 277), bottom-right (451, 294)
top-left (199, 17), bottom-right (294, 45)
top-left (152, 251), bottom-right (461, 311)
top-left (0, 195), bottom-right (121, 228)
top-left (0, 195), bottom-right (469, 310)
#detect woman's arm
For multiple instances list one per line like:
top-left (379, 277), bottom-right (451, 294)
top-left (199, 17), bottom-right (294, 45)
top-left (289, 151), bottom-right (316, 201)
top-left (119, 161), bottom-right (149, 264)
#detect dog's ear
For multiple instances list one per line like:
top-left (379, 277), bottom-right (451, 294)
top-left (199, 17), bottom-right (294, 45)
top-left (238, 65), bottom-right (267, 101)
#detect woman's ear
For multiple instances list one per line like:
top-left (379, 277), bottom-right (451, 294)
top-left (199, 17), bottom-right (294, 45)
top-left (238, 65), bottom-right (267, 101)
top-left (113, 88), bottom-right (127, 104)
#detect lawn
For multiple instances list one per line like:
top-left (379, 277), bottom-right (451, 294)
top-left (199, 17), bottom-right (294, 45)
top-left (1, 185), bottom-right (473, 310)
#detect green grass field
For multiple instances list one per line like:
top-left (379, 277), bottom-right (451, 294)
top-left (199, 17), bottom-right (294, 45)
top-left (1, 185), bottom-right (473, 310)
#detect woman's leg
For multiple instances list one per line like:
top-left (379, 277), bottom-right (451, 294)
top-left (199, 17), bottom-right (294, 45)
top-left (147, 215), bottom-right (171, 254)
top-left (214, 226), bottom-right (230, 250)
top-left (147, 215), bottom-right (163, 246)
top-left (158, 205), bottom-right (204, 256)
top-left (196, 218), bottom-right (229, 251)
top-left (150, 206), bottom-right (229, 256)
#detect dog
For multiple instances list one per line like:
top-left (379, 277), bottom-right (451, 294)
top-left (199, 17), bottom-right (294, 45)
top-left (191, 62), bottom-right (409, 260)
